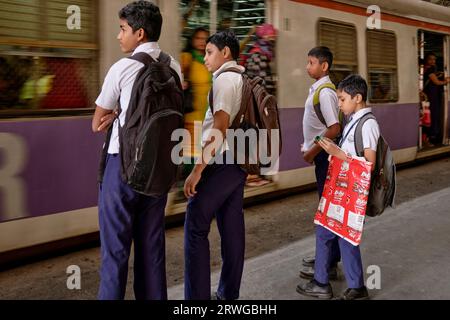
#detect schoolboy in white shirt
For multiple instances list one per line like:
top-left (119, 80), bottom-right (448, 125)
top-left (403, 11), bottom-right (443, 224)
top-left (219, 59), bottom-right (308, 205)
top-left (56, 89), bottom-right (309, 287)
top-left (299, 46), bottom-right (341, 282)
top-left (92, 1), bottom-right (181, 300)
top-left (183, 30), bottom-right (247, 300)
top-left (297, 74), bottom-right (379, 300)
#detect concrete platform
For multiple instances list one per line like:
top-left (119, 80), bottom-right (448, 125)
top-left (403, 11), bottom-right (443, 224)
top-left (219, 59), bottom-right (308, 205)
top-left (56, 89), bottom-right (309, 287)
top-left (169, 187), bottom-right (450, 300)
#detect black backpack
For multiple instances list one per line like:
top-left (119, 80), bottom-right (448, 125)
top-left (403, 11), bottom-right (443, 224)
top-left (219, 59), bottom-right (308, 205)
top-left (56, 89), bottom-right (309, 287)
top-left (354, 112), bottom-right (396, 217)
top-left (98, 51), bottom-right (184, 197)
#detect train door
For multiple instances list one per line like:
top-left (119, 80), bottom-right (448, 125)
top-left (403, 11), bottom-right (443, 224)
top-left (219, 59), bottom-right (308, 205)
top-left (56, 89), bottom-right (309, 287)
top-left (418, 30), bottom-right (449, 150)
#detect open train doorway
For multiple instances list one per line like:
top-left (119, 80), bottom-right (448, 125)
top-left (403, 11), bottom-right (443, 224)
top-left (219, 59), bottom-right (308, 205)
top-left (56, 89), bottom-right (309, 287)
top-left (418, 30), bottom-right (449, 151)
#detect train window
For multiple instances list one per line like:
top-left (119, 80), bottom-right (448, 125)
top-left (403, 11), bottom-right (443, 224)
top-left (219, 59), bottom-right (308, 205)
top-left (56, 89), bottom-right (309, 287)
top-left (0, 0), bottom-right (98, 117)
top-left (180, 0), bottom-right (266, 54)
top-left (366, 29), bottom-right (399, 103)
top-left (318, 20), bottom-right (358, 85)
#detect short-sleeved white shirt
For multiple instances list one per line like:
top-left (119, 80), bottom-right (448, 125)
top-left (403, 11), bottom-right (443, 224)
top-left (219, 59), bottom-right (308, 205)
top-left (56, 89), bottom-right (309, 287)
top-left (302, 75), bottom-right (339, 152)
top-left (201, 61), bottom-right (244, 152)
top-left (339, 107), bottom-right (380, 157)
top-left (95, 42), bottom-right (182, 154)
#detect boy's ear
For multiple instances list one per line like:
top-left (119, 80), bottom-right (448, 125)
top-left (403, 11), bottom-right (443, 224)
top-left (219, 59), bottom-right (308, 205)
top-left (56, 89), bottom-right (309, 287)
top-left (222, 46), bottom-right (232, 60)
top-left (355, 93), bottom-right (363, 104)
top-left (321, 61), bottom-right (329, 72)
top-left (137, 28), bottom-right (146, 42)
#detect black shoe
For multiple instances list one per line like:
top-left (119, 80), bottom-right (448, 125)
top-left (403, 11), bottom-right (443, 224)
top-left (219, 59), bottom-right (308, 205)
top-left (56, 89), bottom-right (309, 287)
top-left (337, 287), bottom-right (369, 300)
top-left (299, 265), bottom-right (338, 280)
top-left (296, 280), bottom-right (333, 299)
top-left (302, 256), bottom-right (315, 267)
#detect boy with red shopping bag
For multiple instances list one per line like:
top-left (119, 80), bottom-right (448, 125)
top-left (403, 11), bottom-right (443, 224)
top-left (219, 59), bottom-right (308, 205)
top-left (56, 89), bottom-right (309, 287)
top-left (314, 151), bottom-right (372, 246)
top-left (297, 75), bottom-right (380, 300)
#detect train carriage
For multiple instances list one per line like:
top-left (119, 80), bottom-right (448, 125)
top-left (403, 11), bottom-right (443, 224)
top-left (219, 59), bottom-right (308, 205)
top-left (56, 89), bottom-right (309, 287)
top-left (0, 0), bottom-right (449, 266)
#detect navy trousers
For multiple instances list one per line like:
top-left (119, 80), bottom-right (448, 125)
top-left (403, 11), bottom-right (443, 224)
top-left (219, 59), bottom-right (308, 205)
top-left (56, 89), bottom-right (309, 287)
top-left (314, 226), bottom-right (364, 289)
top-left (314, 150), bottom-right (341, 268)
top-left (184, 163), bottom-right (247, 300)
top-left (98, 154), bottom-right (168, 300)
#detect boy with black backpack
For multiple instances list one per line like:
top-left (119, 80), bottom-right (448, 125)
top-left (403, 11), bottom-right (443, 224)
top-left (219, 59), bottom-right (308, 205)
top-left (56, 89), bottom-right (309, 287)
top-left (92, 1), bottom-right (182, 300)
top-left (298, 74), bottom-right (380, 300)
top-left (299, 46), bottom-right (342, 283)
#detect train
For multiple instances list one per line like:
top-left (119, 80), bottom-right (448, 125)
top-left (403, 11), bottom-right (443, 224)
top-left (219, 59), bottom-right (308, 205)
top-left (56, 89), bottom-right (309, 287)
top-left (0, 0), bottom-right (449, 265)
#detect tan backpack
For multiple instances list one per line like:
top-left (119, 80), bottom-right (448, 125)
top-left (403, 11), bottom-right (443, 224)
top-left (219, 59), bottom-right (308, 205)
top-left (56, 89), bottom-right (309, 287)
top-left (209, 68), bottom-right (282, 174)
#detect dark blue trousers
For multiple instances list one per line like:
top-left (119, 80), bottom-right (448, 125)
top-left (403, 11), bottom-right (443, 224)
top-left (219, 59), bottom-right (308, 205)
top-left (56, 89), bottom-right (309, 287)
top-left (184, 163), bottom-right (247, 300)
top-left (314, 226), bottom-right (364, 289)
top-left (314, 150), bottom-right (341, 268)
top-left (98, 154), bottom-right (168, 300)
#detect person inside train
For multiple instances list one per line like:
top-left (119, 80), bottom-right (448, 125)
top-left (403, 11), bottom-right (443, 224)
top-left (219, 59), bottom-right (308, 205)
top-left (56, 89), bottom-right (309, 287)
top-left (91, 0), bottom-right (182, 300)
top-left (241, 23), bottom-right (277, 187)
top-left (180, 27), bottom-right (212, 165)
top-left (297, 74), bottom-right (378, 300)
top-left (299, 46), bottom-right (341, 283)
top-left (183, 30), bottom-right (247, 300)
top-left (423, 52), bottom-right (450, 146)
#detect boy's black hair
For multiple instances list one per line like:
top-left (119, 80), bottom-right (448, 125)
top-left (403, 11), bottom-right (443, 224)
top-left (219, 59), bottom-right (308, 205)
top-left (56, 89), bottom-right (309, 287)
top-left (308, 46), bottom-right (333, 70)
top-left (119, 1), bottom-right (162, 42)
top-left (337, 74), bottom-right (368, 102)
top-left (207, 30), bottom-right (240, 60)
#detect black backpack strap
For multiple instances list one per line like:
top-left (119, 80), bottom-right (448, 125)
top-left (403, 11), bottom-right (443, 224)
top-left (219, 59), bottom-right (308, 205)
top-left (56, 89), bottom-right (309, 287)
top-left (128, 51), bottom-right (155, 65)
top-left (158, 51), bottom-right (171, 65)
top-left (128, 50), bottom-right (182, 93)
top-left (354, 112), bottom-right (377, 157)
top-left (209, 67), bottom-right (244, 113)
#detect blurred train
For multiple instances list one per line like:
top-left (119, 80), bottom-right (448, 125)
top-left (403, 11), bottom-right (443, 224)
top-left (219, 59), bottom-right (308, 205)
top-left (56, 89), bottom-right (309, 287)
top-left (1, 0), bottom-right (449, 265)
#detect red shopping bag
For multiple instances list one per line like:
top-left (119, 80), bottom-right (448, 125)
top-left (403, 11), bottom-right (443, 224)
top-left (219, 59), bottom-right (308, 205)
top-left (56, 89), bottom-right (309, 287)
top-left (314, 155), bottom-right (373, 246)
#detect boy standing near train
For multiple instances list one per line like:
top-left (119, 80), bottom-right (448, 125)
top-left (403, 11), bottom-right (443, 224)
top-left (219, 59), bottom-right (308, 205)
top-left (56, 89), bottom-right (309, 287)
top-left (298, 74), bottom-right (378, 299)
top-left (91, 1), bottom-right (182, 300)
top-left (183, 30), bottom-right (247, 300)
top-left (299, 46), bottom-right (341, 283)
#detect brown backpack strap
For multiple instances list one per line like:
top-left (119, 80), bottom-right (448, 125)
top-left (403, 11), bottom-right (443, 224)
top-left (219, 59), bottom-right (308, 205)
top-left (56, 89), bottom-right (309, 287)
top-left (230, 75), bottom-right (263, 129)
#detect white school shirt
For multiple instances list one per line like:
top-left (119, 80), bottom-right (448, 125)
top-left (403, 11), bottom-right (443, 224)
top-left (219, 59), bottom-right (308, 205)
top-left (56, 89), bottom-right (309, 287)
top-left (339, 108), bottom-right (380, 157)
top-left (301, 75), bottom-right (339, 152)
top-left (95, 42), bottom-right (182, 154)
top-left (201, 61), bottom-right (244, 153)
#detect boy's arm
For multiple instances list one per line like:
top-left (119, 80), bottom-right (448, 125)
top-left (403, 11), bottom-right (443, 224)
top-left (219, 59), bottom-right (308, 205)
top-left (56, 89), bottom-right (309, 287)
top-left (183, 74), bottom-right (238, 197)
top-left (303, 89), bottom-right (340, 163)
top-left (361, 119), bottom-right (380, 170)
top-left (364, 149), bottom-right (376, 170)
top-left (318, 138), bottom-right (377, 172)
top-left (92, 62), bottom-right (122, 133)
top-left (303, 123), bottom-right (340, 163)
top-left (184, 110), bottom-right (229, 198)
top-left (92, 106), bottom-right (117, 133)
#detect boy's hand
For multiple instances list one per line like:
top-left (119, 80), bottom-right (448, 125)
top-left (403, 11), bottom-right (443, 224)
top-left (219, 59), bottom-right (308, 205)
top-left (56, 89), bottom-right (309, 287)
top-left (303, 150), bottom-right (314, 164)
top-left (97, 110), bottom-right (118, 132)
top-left (184, 170), bottom-right (201, 198)
top-left (317, 137), bottom-right (346, 160)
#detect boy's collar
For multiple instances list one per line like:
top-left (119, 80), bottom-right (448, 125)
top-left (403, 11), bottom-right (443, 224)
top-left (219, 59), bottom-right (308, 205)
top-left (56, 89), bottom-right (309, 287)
top-left (213, 60), bottom-right (244, 79)
top-left (312, 75), bottom-right (331, 90)
top-left (349, 107), bottom-right (372, 122)
top-left (132, 42), bottom-right (160, 55)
